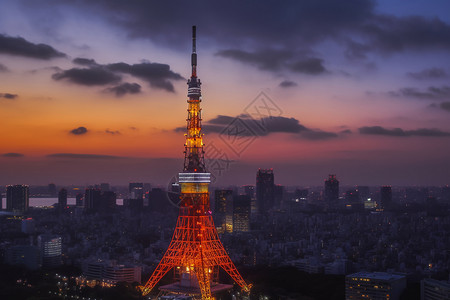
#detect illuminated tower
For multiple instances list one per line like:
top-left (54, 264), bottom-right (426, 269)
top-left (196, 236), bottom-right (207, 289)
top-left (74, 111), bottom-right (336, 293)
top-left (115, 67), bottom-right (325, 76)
top-left (141, 26), bottom-right (251, 299)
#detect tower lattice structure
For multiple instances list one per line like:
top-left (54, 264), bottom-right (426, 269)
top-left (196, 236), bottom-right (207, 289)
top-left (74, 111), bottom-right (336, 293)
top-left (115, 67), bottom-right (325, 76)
top-left (141, 26), bottom-right (251, 300)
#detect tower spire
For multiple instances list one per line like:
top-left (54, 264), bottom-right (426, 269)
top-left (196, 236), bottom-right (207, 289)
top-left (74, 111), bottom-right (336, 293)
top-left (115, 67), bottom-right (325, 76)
top-left (192, 25), bottom-right (197, 77)
top-left (184, 25), bottom-right (204, 172)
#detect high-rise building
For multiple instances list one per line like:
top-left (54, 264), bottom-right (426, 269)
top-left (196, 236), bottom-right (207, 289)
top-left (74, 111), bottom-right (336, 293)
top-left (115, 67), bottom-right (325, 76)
top-left (233, 195), bottom-right (251, 232)
top-left (345, 272), bottom-right (406, 300)
top-left (274, 184), bottom-right (284, 209)
top-left (129, 182), bottom-right (144, 199)
top-left (421, 278), bottom-right (450, 300)
top-left (100, 183), bottom-right (110, 191)
top-left (101, 191), bottom-right (117, 211)
top-left (214, 190), bottom-right (233, 233)
top-left (76, 193), bottom-right (84, 207)
top-left (84, 188), bottom-right (101, 211)
top-left (6, 184), bottom-right (29, 212)
top-left (324, 175), bottom-right (339, 204)
top-left (21, 218), bottom-right (36, 234)
top-left (58, 188), bottom-right (67, 209)
top-left (38, 234), bottom-right (62, 269)
top-left (380, 186), bottom-right (392, 211)
top-left (256, 169), bottom-right (274, 214)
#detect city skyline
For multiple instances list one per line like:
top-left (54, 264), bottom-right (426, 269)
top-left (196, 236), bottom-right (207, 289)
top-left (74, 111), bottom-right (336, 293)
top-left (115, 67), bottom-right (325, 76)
top-left (1, 0), bottom-right (450, 186)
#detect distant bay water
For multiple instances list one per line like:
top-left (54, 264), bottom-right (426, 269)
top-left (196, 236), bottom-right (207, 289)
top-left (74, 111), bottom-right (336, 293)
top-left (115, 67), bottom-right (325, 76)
top-left (28, 197), bottom-right (124, 207)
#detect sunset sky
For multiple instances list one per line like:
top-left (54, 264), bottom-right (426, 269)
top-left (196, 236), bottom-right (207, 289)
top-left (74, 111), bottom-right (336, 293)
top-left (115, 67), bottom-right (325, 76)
top-left (1, 0), bottom-right (450, 187)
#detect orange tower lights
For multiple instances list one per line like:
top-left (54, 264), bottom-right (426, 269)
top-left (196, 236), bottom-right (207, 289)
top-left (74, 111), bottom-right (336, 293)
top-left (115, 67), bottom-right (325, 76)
top-left (141, 26), bottom-right (251, 299)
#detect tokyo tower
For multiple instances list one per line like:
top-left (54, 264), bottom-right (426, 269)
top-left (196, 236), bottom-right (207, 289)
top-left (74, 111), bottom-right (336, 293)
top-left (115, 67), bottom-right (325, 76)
top-left (141, 26), bottom-right (251, 299)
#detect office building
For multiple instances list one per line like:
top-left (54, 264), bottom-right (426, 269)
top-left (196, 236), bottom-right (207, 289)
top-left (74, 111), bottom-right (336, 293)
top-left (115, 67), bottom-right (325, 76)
top-left (84, 260), bottom-right (141, 283)
top-left (6, 184), bottom-right (29, 212)
top-left (346, 272), bottom-right (406, 300)
top-left (100, 183), bottom-right (110, 191)
top-left (21, 218), bottom-right (36, 234)
top-left (84, 188), bottom-right (101, 211)
top-left (38, 234), bottom-right (62, 268)
top-left (233, 195), bottom-right (251, 232)
top-left (76, 193), bottom-right (84, 207)
top-left (256, 169), bottom-right (274, 214)
top-left (380, 186), bottom-right (392, 211)
top-left (101, 191), bottom-right (117, 211)
top-left (324, 175), bottom-right (339, 204)
top-left (58, 188), bottom-right (67, 209)
top-left (129, 182), bottom-right (144, 199)
top-left (214, 190), bottom-right (233, 233)
top-left (421, 278), bottom-right (450, 300)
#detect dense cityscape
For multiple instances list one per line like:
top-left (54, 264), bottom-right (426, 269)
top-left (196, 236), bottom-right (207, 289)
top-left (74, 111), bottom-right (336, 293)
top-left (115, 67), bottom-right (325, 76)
top-left (1, 173), bottom-right (449, 299)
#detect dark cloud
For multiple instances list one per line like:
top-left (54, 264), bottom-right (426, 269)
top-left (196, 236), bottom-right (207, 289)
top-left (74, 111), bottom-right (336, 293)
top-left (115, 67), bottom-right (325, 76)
top-left (344, 40), bottom-right (371, 60)
top-left (0, 93), bottom-right (18, 99)
top-left (107, 62), bottom-right (183, 92)
top-left (440, 102), bottom-right (450, 112)
top-left (279, 80), bottom-right (297, 88)
top-left (2, 153), bottom-right (24, 158)
top-left (105, 129), bottom-right (120, 135)
top-left (340, 129), bottom-right (352, 134)
top-left (70, 126), bottom-right (88, 135)
top-left (389, 86), bottom-right (450, 100)
top-left (301, 130), bottom-right (338, 140)
top-left (359, 126), bottom-right (450, 137)
top-left (362, 15), bottom-right (450, 54)
top-left (21, 1), bottom-right (450, 67)
top-left (215, 49), bottom-right (293, 71)
top-left (407, 68), bottom-right (448, 80)
top-left (105, 82), bottom-right (141, 97)
top-left (290, 58), bottom-right (327, 75)
top-left (0, 63), bottom-right (9, 72)
top-left (52, 67), bottom-right (121, 86)
top-left (73, 57), bottom-right (98, 66)
top-left (47, 153), bottom-right (122, 159)
top-left (0, 34), bottom-right (66, 59)
top-left (215, 49), bottom-right (327, 75)
top-left (176, 115), bottom-right (338, 140)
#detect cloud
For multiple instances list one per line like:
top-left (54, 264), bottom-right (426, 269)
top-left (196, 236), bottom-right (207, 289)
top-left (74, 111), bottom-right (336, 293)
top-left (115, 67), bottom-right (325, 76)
top-left (73, 57), bottom-right (98, 66)
top-left (290, 58), bottom-right (327, 75)
top-left (215, 49), bottom-right (293, 71)
top-left (0, 93), bottom-right (18, 99)
top-left (0, 63), bottom-right (9, 72)
top-left (407, 68), bottom-right (448, 80)
top-left (0, 34), bottom-right (66, 59)
top-left (104, 82), bottom-right (141, 97)
top-left (52, 67), bottom-right (121, 86)
top-left (107, 62), bottom-right (183, 92)
top-left (440, 102), bottom-right (450, 112)
top-left (105, 129), bottom-right (120, 135)
top-left (2, 153), bottom-right (24, 158)
top-left (47, 153), bottom-right (123, 159)
top-left (361, 15), bottom-right (450, 54)
top-left (70, 126), bottom-right (88, 135)
top-left (176, 115), bottom-right (338, 140)
top-left (359, 126), bottom-right (450, 137)
top-left (389, 86), bottom-right (450, 100)
top-left (279, 80), bottom-right (297, 88)
top-left (215, 49), bottom-right (327, 75)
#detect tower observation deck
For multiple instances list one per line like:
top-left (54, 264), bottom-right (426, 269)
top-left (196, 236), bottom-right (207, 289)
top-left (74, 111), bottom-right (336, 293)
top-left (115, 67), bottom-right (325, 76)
top-left (141, 26), bottom-right (251, 300)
